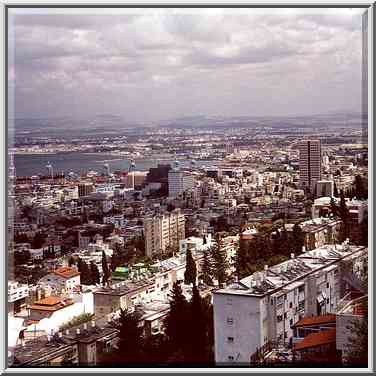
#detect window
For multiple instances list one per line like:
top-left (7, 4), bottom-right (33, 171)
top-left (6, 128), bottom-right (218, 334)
top-left (284, 295), bottom-right (287, 300)
top-left (284, 331), bottom-right (288, 338)
top-left (227, 337), bottom-right (234, 343)
top-left (277, 315), bottom-right (283, 322)
top-left (227, 297), bottom-right (233, 305)
top-left (227, 317), bottom-right (234, 325)
top-left (284, 313), bottom-right (287, 319)
top-left (289, 302), bottom-right (293, 309)
top-left (289, 319), bottom-right (293, 326)
top-left (326, 298), bottom-right (329, 304)
top-left (326, 282), bottom-right (329, 288)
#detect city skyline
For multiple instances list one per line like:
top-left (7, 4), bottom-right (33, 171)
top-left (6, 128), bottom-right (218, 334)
top-left (8, 8), bottom-right (365, 123)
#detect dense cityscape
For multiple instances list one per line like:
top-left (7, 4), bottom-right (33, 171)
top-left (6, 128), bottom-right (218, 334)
top-left (7, 114), bottom-right (368, 367)
top-left (6, 6), bottom-right (369, 371)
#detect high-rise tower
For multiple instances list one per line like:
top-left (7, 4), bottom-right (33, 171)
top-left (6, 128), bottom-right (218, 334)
top-left (299, 139), bottom-right (322, 193)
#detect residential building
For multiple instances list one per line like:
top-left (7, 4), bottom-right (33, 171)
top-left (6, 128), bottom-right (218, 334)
top-left (38, 267), bottom-right (81, 293)
top-left (213, 244), bottom-right (367, 364)
top-left (8, 281), bottom-right (29, 315)
top-left (144, 209), bottom-right (185, 257)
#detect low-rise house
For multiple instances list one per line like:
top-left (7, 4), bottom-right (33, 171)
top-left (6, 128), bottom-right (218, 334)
top-left (38, 266), bottom-right (81, 293)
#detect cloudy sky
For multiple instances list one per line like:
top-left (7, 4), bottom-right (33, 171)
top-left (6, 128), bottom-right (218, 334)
top-left (8, 8), bottom-right (366, 122)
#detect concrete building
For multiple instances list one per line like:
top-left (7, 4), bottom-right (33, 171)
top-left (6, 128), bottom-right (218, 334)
top-left (213, 244), bottom-right (367, 364)
top-left (299, 140), bottom-right (322, 192)
top-left (316, 180), bottom-right (334, 198)
top-left (39, 267), bottom-right (81, 293)
top-left (8, 281), bottom-right (29, 315)
top-left (78, 183), bottom-right (94, 198)
top-left (144, 209), bottom-right (185, 257)
top-left (168, 170), bottom-right (195, 198)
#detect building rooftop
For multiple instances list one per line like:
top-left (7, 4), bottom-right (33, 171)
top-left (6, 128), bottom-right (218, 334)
top-left (294, 328), bottom-right (336, 351)
top-left (215, 244), bottom-right (366, 298)
top-left (292, 314), bottom-right (336, 328)
top-left (28, 296), bottom-right (74, 312)
top-left (53, 266), bottom-right (80, 279)
top-left (11, 335), bottom-right (76, 366)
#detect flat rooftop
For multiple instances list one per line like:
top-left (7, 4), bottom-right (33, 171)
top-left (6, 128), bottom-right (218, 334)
top-left (215, 244), bottom-right (366, 298)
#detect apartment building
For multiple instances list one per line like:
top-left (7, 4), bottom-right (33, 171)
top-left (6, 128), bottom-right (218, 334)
top-left (299, 140), bottom-right (322, 192)
top-left (8, 281), bottom-right (29, 315)
top-left (168, 170), bottom-right (195, 198)
top-left (144, 209), bottom-right (185, 257)
top-left (213, 244), bottom-right (367, 364)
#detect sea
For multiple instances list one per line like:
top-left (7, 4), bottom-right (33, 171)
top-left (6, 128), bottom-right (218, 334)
top-left (14, 152), bottom-right (217, 177)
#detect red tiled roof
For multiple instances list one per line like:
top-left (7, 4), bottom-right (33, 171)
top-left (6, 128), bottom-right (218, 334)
top-left (294, 328), bottom-right (336, 351)
top-left (292, 314), bottom-right (336, 328)
top-left (29, 296), bottom-right (74, 311)
top-left (53, 266), bottom-right (80, 279)
top-left (34, 296), bottom-right (61, 306)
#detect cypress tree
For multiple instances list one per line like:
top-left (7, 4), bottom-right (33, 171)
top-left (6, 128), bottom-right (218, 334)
top-left (210, 236), bottom-right (228, 286)
top-left (201, 248), bottom-right (213, 285)
top-left (338, 190), bottom-right (350, 241)
top-left (112, 308), bottom-right (144, 363)
top-left (184, 248), bottom-right (197, 285)
top-left (164, 282), bottom-right (189, 361)
top-left (77, 257), bottom-right (91, 285)
top-left (68, 256), bottom-right (76, 267)
top-left (188, 285), bottom-right (208, 363)
top-left (101, 250), bottom-right (111, 286)
top-left (90, 261), bottom-right (100, 285)
top-left (333, 181), bottom-right (339, 197)
top-left (330, 196), bottom-right (338, 218)
top-left (291, 223), bottom-right (304, 255)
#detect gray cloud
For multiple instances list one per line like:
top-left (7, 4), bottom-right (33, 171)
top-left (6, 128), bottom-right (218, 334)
top-left (8, 8), bottom-right (364, 122)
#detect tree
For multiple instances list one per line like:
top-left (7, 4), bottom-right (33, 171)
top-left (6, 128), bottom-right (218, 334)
top-left (333, 181), bottom-right (339, 197)
top-left (354, 174), bottom-right (367, 200)
top-left (68, 256), bottom-right (76, 267)
top-left (358, 216), bottom-right (368, 247)
top-left (77, 258), bottom-right (91, 285)
top-left (210, 236), bottom-right (229, 286)
top-left (164, 282), bottom-right (190, 360)
top-left (101, 250), bottom-right (111, 286)
top-left (291, 223), bottom-right (304, 255)
top-left (338, 190), bottom-right (350, 241)
top-left (90, 261), bottom-right (100, 285)
top-left (345, 299), bottom-right (368, 366)
top-left (330, 197), bottom-right (338, 217)
top-left (187, 285), bottom-right (213, 364)
top-left (31, 231), bottom-right (46, 249)
top-left (110, 251), bottom-right (121, 272)
top-left (235, 238), bottom-right (250, 279)
top-left (200, 249), bottom-right (213, 285)
top-left (111, 308), bottom-right (144, 364)
top-left (184, 248), bottom-right (197, 285)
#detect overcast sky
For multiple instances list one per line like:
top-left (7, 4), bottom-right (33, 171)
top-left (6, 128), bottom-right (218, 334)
top-left (8, 8), bottom-right (366, 122)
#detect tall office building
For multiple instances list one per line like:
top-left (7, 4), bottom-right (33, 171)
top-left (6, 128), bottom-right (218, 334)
top-left (144, 209), bottom-right (185, 257)
top-left (299, 140), bottom-right (322, 193)
top-left (168, 170), bottom-right (195, 198)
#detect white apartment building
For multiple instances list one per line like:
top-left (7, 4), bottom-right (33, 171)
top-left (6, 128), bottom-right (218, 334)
top-left (213, 244), bottom-right (367, 364)
top-left (168, 170), bottom-right (195, 198)
top-left (144, 209), bottom-right (185, 257)
top-left (299, 140), bottom-right (322, 192)
top-left (8, 281), bottom-right (29, 315)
